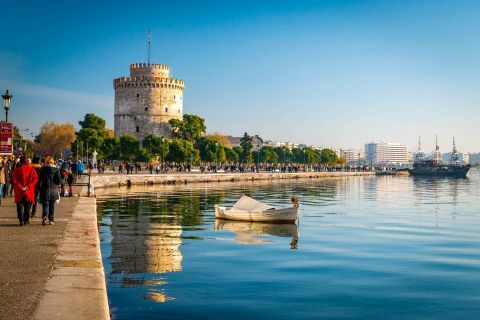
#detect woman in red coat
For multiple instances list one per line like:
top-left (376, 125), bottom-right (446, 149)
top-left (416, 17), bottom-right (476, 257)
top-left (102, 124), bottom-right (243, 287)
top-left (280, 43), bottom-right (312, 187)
top-left (12, 156), bottom-right (38, 226)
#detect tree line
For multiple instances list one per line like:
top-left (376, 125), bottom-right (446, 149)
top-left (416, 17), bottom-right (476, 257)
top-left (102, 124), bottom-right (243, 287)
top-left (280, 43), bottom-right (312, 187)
top-left (26, 113), bottom-right (342, 165)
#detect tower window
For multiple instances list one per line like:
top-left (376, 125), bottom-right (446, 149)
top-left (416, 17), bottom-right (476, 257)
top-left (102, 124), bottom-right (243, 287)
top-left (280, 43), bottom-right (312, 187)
top-left (145, 107), bottom-right (148, 111)
top-left (133, 116), bottom-right (136, 120)
top-left (136, 93), bottom-right (140, 98)
top-left (174, 95), bottom-right (176, 99)
top-left (165, 107), bottom-right (168, 112)
top-left (136, 126), bottom-right (140, 132)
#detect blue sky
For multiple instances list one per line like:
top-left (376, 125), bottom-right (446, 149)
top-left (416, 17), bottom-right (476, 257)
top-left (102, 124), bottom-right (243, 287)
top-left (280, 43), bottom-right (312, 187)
top-left (1, 0), bottom-right (479, 152)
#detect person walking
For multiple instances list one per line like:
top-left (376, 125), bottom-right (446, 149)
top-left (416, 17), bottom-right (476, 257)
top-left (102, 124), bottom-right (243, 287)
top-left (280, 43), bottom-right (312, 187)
top-left (39, 157), bottom-right (61, 226)
top-left (76, 160), bottom-right (84, 178)
top-left (12, 156), bottom-right (38, 226)
top-left (38, 156), bottom-right (61, 226)
top-left (0, 157), bottom-right (6, 204)
top-left (30, 157), bottom-right (43, 217)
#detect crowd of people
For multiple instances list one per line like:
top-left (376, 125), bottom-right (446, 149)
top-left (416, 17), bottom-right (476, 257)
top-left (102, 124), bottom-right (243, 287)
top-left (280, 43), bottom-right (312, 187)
top-left (104, 161), bottom-right (374, 175)
top-left (0, 155), bottom-right (82, 227)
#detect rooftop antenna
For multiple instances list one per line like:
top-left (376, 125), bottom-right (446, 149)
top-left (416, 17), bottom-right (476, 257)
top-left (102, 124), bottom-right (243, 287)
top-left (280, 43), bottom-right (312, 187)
top-left (147, 28), bottom-right (151, 65)
top-left (418, 135), bottom-right (422, 151)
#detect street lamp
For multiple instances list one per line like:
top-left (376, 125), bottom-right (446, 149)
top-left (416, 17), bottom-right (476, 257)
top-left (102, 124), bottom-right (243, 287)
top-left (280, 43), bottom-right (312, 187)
top-left (214, 141), bottom-right (219, 173)
top-left (2, 90), bottom-right (12, 122)
top-left (257, 144), bottom-right (260, 172)
top-left (161, 136), bottom-right (165, 172)
top-left (303, 148), bottom-right (306, 172)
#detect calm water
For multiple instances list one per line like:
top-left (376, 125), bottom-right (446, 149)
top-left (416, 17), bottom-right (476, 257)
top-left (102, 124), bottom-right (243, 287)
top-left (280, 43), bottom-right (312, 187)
top-left (98, 169), bottom-right (480, 319)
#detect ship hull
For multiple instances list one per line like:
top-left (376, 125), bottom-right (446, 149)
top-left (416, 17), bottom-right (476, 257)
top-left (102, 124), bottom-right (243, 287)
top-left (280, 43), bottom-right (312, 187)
top-left (408, 166), bottom-right (470, 177)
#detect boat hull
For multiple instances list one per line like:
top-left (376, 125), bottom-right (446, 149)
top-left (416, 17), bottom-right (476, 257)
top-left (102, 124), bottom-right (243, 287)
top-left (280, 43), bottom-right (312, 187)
top-left (214, 205), bottom-right (299, 222)
top-left (408, 166), bottom-right (470, 177)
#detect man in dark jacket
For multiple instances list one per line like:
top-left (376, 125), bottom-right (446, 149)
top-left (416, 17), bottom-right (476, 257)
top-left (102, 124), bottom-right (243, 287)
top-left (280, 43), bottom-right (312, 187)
top-left (38, 156), bottom-right (61, 225)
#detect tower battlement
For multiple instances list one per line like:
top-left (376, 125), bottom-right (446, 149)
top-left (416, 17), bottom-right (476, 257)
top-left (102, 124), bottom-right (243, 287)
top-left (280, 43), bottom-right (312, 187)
top-left (114, 62), bottom-right (185, 141)
top-left (130, 63), bottom-right (170, 78)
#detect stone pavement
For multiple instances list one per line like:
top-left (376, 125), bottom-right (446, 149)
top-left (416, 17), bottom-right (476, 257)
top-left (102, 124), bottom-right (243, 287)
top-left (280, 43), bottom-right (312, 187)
top-left (0, 194), bottom-right (78, 320)
top-left (0, 179), bottom-right (109, 320)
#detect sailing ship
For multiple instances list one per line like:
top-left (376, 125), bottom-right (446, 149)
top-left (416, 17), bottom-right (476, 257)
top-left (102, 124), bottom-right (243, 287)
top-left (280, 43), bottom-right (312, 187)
top-left (408, 136), bottom-right (470, 177)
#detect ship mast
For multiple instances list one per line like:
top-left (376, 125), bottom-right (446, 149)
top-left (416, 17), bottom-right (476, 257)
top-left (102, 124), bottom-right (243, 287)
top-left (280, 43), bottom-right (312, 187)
top-left (452, 136), bottom-right (459, 163)
top-left (434, 134), bottom-right (441, 162)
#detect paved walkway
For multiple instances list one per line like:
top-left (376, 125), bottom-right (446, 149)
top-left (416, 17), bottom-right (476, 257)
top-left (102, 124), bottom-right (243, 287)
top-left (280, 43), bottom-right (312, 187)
top-left (0, 178), bottom-right (109, 320)
top-left (0, 193), bottom-right (79, 319)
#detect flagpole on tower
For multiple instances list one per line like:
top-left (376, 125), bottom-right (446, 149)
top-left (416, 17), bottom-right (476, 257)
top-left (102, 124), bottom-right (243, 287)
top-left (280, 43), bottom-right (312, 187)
top-left (148, 28), bottom-right (151, 65)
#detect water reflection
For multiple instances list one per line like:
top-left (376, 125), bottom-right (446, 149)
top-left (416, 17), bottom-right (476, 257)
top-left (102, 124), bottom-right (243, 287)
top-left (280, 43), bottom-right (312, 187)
top-left (214, 219), bottom-right (299, 248)
top-left (98, 170), bottom-right (480, 319)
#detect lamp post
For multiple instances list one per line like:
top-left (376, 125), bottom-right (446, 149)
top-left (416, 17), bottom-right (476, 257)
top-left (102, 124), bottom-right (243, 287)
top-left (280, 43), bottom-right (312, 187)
top-left (2, 90), bottom-right (12, 122)
top-left (161, 136), bottom-right (165, 173)
top-left (257, 144), bottom-right (260, 172)
top-left (214, 142), bottom-right (218, 173)
top-left (303, 148), bottom-right (306, 172)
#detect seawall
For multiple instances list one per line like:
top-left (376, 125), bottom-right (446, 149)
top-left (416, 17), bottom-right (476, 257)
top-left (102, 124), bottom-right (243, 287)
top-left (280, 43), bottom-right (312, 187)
top-left (91, 171), bottom-right (375, 190)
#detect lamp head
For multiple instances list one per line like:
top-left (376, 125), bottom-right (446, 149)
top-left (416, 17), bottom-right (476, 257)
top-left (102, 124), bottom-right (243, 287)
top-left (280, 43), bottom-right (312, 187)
top-left (2, 90), bottom-right (12, 110)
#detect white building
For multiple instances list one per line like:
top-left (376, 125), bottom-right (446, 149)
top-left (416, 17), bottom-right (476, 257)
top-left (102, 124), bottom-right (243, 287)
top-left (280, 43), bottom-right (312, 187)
top-left (442, 152), bottom-right (469, 165)
top-left (364, 142), bottom-right (409, 166)
top-left (336, 148), bottom-right (365, 165)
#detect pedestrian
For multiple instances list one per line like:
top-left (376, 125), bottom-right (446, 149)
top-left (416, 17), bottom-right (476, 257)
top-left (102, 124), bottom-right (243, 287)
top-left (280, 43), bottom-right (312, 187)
top-left (38, 156), bottom-right (61, 226)
top-left (76, 160), bottom-right (84, 178)
top-left (30, 157), bottom-right (43, 217)
top-left (67, 170), bottom-right (75, 197)
top-left (12, 156), bottom-right (38, 226)
top-left (0, 157), bottom-right (6, 204)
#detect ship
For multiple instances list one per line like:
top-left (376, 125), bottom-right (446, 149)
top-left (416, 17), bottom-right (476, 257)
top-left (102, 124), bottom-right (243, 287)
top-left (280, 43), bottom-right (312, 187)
top-left (408, 136), bottom-right (470, 178)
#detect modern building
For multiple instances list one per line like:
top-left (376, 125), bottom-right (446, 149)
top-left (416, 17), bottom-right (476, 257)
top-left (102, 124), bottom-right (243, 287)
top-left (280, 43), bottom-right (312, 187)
top-left (364, 142), bottom-right (409, 166)
top-left (336, 148), bottom-right (365, 165)
top-left (442, 152), bottom-right (470, 165)
top-left (113, 62), bottom-right (185, 141)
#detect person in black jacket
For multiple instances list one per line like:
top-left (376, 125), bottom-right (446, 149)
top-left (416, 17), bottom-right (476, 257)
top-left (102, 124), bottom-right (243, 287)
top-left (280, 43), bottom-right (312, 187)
top-left (38, 156), bottom-right (61, 226)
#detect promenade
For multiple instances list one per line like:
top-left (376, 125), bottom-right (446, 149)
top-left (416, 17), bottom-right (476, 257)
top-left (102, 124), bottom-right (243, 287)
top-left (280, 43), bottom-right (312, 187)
top-left (0, 180), bottom-right (109, 320)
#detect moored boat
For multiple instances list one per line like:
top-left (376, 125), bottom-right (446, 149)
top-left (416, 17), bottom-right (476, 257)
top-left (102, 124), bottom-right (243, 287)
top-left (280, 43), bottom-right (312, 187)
top-left (408, 136), bottom-right (470, 178)
top-left (214, 195), bottom-right (299, 222)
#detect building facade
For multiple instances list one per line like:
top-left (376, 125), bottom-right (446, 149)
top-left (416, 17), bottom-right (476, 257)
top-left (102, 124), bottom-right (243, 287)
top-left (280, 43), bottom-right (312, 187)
top-left (364, 142), bottom-right (409, 166)
top-left (113, 63), bottom-right (185, 141)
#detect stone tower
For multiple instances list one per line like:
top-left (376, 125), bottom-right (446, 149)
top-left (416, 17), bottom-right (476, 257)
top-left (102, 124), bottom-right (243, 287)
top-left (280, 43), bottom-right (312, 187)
top-left (113, 63), bottom-right (185, 141)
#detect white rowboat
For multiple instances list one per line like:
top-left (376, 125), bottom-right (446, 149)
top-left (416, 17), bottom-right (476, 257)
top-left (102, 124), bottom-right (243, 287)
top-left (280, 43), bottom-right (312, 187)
top-left (214, 195), bottom-right (299, 222)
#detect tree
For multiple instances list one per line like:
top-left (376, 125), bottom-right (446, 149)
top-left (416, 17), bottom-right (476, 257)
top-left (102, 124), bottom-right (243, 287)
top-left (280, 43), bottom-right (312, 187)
top-left (100, 137), bottom-right (119, 161)
top-left (274, 146), bottom-right (291, 164)
top-left (37, 122), bottom-right (76, 158)
top-left (198, 138), bottom-right (223, 163)
top-left (169, 114), bottom-right (206, 141)
top-left (206, 132), bottom-right (230, 147)
top-left (142, 134), bottom-right (169, 161)
top-left (167, 139), bottom-right (199, 164)
top-left (240, 132), bottom-right (253, 164)
top-left (225, 147), bottom-right (239, 163)
top-left (320, 149), bottom-right (338, 165)
top-left (76, 114), bottom-right (111, 157)
top-left (117, 135), bottom-right (141, 161)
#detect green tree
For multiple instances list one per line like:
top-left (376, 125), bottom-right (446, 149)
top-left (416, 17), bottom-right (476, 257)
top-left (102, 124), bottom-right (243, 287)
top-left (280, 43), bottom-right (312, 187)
top-left (240, 132), bottom-right (253, 164)
top-left (225, 147), bottom-right (239, 163)
top-left (320, 148), bottom-right (338, 165)
top-left (198, 138), bottom-right (226, 163)
top-left (274, 146), bottom-right (291, 164)
top-left (169, 114), bottom-right (206, 142)
top-left (117, 135), bottom-right (141, 161)
top-left (100, 137), bottom-right (119, 161)
top-left (142, 134), bottom-right (169, 161)
top-left (76, 114), bottom-right (111, 158)
top-left (167, 139), bottom-right (199, 164)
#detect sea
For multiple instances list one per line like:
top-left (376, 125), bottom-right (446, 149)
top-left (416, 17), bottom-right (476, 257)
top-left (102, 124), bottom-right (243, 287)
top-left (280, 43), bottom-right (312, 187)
top-left (97, 168), bottom-right (480, 319)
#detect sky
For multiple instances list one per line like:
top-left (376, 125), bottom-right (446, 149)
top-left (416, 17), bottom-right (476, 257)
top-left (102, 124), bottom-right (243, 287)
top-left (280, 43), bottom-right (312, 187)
top-left (0, 0), bottom-right (479, 152)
